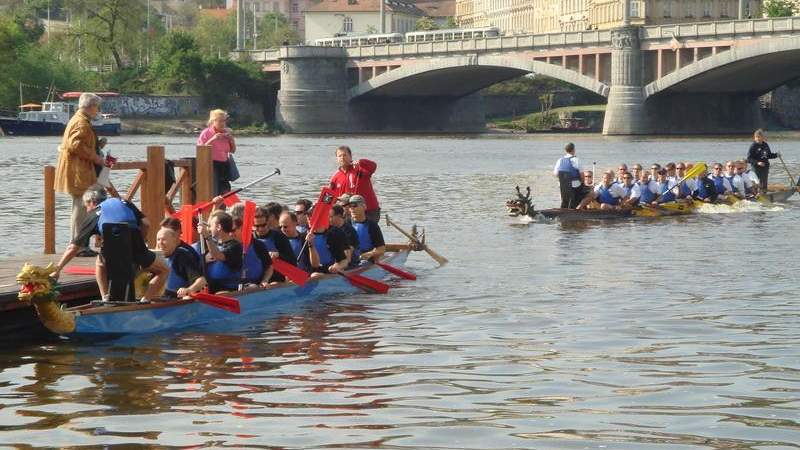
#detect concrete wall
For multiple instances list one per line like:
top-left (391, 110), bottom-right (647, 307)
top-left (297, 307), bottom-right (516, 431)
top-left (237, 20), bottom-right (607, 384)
top-left (770, 84), bottom-right (800, 129)
top-left (100, 95), bottom-right (265, 123)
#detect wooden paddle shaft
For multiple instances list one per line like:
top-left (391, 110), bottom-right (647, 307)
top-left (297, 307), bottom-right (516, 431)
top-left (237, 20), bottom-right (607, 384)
top-left (385, 215), bottom-right (448, 266)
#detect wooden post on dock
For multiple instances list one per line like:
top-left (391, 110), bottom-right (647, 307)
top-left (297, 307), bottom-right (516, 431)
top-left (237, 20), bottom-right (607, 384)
top-left (142, 146), bottom-right (165, 247)
top-left (179, 161), bottom-right (193, 206)
top-left (43, 166), bottom-right (56, 254)
top-left (195, 145), bottom-right (213, 217)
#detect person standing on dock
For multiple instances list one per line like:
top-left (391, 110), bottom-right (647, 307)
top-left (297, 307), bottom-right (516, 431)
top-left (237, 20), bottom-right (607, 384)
top-left (54, 93), bottom-right (107, 257)
top-left (552, 143), bottom-right (582, 209)
top-left (197, 109), bottom-right (236, 196)
top-left (747, 129), bottom-right (780, 191)
top-left (329, 146), bottom-right (381, 223)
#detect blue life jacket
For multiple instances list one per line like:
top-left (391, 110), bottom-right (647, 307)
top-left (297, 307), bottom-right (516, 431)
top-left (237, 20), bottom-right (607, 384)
top-left (352, 221), bottom-right (375, 252)
top-left (313, 233), bottom-right (334, 267)
top-left (296, 224), bottom-right (308, 234)
top-left (711, 175), bottom-right (727, 193)
top-left (658, 181), bottom-right (676, 203)
top-left (288, 236), bottom-right (310, 271)
top-left (97, 198), bottom-right (138, 231)
top-left (166, 249), bottom-right (190, 294)
top-left (597, 184), bottom-right (620, 205)
top-left (242, 244), bottom-right (265, 284)
top-left (556, 155), bottom-right (580, 180)
top-left (725, 175), bottom-right (738, 193)
top-left (695, 178), bottom-right (714, 199)
top-left (257, 235), bottom-right (277, 253)
top-left (638, 181), bottom-right (656, 204)
top-left (679, 181), bottom-right (692, 197)
top-left (207, 259), bottom-right (239, 291)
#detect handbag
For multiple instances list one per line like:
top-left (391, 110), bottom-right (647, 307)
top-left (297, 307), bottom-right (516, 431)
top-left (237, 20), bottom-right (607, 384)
top-left (227, 154), bottom-right (240, 182)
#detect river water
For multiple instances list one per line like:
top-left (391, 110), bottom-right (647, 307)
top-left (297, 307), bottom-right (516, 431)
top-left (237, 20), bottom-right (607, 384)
top-left (0, 134), bottom-right (798, 448)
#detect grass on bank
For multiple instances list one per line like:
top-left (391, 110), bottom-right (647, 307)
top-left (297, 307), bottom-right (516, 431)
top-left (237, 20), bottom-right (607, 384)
top-left (490, 104), bottom-right (607, 131)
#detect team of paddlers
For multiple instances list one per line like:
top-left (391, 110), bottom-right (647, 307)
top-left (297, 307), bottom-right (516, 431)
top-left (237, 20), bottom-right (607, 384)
top-left (51, 145), bottom-right (385, 304)
top-left (553, 130), bottom-right (784, 210)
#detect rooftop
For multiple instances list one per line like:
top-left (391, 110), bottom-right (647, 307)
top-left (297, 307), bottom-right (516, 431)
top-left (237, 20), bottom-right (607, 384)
top-left (306, 0), bottom-right (426, 16)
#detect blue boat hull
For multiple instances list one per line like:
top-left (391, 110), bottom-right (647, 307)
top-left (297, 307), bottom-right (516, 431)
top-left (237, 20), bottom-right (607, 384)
top-left (0, 118), bottom-right (121, 136)
top-left (69, 251), bottom-right (409, 336)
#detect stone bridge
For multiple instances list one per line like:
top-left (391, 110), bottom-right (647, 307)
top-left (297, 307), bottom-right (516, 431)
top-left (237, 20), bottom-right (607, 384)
top-left (244, 17), bottom-right (800, 134)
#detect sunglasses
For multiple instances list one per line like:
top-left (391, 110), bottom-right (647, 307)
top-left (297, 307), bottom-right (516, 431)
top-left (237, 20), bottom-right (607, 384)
top-left (254, 223), bottom-right (269, 228)
top-left (279, 225), bottom-right (291, 229)
top-left (294, 210), bottom-right (306, 215)
top-left (676, 166), bottom-right (686, 169)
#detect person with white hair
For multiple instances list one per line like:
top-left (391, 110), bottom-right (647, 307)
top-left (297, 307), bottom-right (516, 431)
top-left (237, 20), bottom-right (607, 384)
top-left (54, 92), bottom-right (107, 257)
top-left (197, 109), bottom-right (237, 195)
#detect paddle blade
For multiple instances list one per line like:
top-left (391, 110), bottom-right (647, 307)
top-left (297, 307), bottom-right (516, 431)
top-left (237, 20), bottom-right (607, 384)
top-left (272, 257), bottom-right (309, 286)
top-left (686, 162), bottom-right (707, 179)
top-left (191, 292), bottom-right (240, 314)
top-left (63, 266), bottom-right (96, 276)
top-left (180, 204), bottom-right (195, 243)
top-left (341, 272), bottom-right (390, 294)
top-left (309, 187), bottom-right (336, 231)
top-left (223, 193), bottom-right (241, 207)
top-left (241, 201), bottom-right (257, 250)
top-left (376, 261), bottom-right (416, 280)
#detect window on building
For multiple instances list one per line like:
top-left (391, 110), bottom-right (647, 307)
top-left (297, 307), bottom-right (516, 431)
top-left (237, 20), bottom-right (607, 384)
top-left (343, 16), bottom-right (353, 32)
top-left (685, 2), bottom-right (694, 17)
top-left (703, 0), bottom-right (712, 16)
top-left (291, 2), bottom-right (298, 12)
top-left (663, 0), bottom-right (672, 17)
top-left (273, 2), bottom-right (279, 12)
top-left (292, 19), bottom-right (299, 28)
top-left (720, 0), bottom-right (729, 17)
top-left (631, 0), bottom-right (641, 17)
top-left (744, 1), bottom-right (751, 17)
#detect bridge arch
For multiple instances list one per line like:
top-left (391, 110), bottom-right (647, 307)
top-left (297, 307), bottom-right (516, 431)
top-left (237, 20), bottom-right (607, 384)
top-left (644, 36), bottom-right (800, 99)
top-left (348, 55), bottom-right (610, 100)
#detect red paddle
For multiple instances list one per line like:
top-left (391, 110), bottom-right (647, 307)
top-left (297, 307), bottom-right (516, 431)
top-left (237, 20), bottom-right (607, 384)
top-left (375, 261), bottom-right (416, 280)
top-left (272, 257), bottom-right (309, 286)
top-left (190, 292), bottom-right (241, 314)
top-left (338, 272), bottom-right (389, 294)
top-left (172, 169), bottom-right (281, 218)
top-left (63, 266), bottom-right (97, 276)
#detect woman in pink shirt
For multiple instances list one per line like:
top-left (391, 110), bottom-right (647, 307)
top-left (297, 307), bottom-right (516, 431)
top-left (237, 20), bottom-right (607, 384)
top-left (197, 109), bottom-right (237, 195)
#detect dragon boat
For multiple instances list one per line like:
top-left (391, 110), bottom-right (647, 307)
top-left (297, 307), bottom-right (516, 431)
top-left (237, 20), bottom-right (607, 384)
top-left (506, 182), bottom-right (798, 222)
top-left (17, 247), bottom-right (414, 338)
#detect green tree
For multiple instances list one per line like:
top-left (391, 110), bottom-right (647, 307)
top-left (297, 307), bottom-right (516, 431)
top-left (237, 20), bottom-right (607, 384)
top-left (761, 0), bottom-right (797, 16)
top-left (192, 10), bottom-right (237, 56)
top-left (257, 12), bottom-right (299, 48)
top-left (445, 17), bottom-right (457, 29)
top-left (64, 0), bottom-right (149, 69)
top-left (147, 31), bottom-right (205, 94)
top-left (415, 16), bottom-right (439, 31)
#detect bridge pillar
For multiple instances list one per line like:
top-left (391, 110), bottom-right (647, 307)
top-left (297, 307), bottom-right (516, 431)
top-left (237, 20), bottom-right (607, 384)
top-left (276, 47), bottom-right (350, 133)
top-left (603, 26), bottom-right (651, 135)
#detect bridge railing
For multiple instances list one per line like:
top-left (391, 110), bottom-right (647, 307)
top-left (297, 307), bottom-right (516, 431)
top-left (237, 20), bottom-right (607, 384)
top-left (641, 16), bottom-right (800, 40)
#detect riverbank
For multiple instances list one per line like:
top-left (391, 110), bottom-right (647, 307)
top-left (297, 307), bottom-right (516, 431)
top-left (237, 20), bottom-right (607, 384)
top-left (122, 118), bottom-right (281, 136)
top-left (489, 104), bottom-right (606, 132)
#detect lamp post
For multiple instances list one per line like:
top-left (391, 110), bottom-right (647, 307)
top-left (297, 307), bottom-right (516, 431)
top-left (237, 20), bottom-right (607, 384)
top-left (236, 0), bottom-right (244, 50)
top-left (379, 0), bottom-right (385, 33)
top-left (253, 2), bottom-right (258, 50)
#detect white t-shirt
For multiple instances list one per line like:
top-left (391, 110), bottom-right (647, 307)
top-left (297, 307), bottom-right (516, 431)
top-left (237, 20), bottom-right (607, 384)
top-left (594, 182), bottom-right (626, 201)
top-left (553, 154), bottom-right (582, 188)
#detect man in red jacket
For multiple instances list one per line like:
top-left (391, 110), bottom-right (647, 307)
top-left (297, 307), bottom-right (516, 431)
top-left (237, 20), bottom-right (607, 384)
top-left (329, 145), bottom-right (381, 222)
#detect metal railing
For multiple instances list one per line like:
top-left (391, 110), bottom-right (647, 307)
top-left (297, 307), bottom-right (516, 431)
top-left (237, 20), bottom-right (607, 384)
top-left (641, 16), bottom-right (800, 40)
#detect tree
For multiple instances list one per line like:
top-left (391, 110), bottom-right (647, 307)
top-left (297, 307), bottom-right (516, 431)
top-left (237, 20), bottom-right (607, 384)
top-left (64, 0), bottom-right (149, 69)
top-left (147, 31), bottom-right (205, 94)
top-left (257, 12), bottom-right (299, 48)
top-left (415, 17), bottom-right (439, 31)
top-left (192, 10), bottom-right (237, 56)
top-left (761, 0), bottom-right (798, 16)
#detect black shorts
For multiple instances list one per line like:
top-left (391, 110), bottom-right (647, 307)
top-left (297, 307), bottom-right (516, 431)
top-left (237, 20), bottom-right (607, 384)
top-left (100, 233), bottom-right (156, 269)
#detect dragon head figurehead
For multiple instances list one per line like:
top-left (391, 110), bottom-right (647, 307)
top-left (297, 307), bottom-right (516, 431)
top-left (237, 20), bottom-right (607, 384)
top-left (506, 186), bottom-right (534, 218)
top-left (17, 263), bottom-right (59, 303)
top-left (17, 263), bottom-right (75, 334)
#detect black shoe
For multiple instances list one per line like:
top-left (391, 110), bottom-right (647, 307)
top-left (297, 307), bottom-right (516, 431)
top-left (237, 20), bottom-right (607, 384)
top-left (76, 249), bottom-right (98, 257)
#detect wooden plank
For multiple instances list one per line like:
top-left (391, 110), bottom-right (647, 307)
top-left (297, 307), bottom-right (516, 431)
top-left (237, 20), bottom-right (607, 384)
top-left (179, 166), bottom-right (193, 206)
top-left (195, 145), bottom-right (213, 219)
top-left (125, 170), bottom-right (145, 202)
top-left (112, 161), bottom-right (147, 171)
top-left (0, 253), bottom-right (99, 308)
top-left (142, 146), bottom-right (166, 247)
top-left (43, 166), bottom-right (55, 254)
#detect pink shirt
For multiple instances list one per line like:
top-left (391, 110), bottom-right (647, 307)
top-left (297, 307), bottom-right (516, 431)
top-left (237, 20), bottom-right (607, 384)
top-left (197, 126), bottom-right (233, 162)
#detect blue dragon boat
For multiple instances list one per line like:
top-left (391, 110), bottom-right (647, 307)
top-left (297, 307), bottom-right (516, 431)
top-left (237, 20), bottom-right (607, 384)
top-left (18, 249), bottom-right (411, 338)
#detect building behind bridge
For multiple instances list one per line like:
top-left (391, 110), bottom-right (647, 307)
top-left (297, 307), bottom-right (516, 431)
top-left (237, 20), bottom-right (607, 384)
top-left (456, 0), bottom-right (763, 35)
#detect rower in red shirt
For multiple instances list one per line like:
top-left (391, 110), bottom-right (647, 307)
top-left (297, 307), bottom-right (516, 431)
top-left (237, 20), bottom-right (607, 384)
top-left (329, 145), bottom-right (381, 223)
